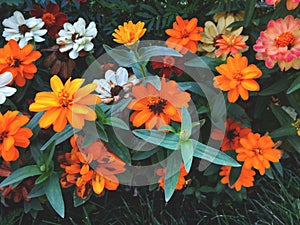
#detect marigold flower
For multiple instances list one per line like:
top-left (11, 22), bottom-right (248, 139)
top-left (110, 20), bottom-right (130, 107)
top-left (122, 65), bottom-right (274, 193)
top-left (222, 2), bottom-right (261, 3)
top-left (215, 34), bottom-right (247, 57)
top-left (0, 111), bottom-right (33, 162)
top-left (29, 75), bottom-right (101, 132)
top-left (0, 40), bottom-right (41, 87)
top-left (127, 78), bottom-right (191, 129)
top-left (156, 164), bottom-right (188, 190)
top-left (30, 2), bottom-right (68, 38)
top-left (219, 165), bottom-right (256, 191)
top-left (112, 21), bottom-right (146, 45)
top-left (151, 56), bottom-right (184, 78)
top-left (236, 132), bottom-right (282, 175)
top-left (214, 54), bottom-right (262, 103)
top-left (166, 16), bottom-right (203, 54)
top-left (59, 136), bottom-right (126, 199)
top-left (253, 15), bottom-right (300, 71)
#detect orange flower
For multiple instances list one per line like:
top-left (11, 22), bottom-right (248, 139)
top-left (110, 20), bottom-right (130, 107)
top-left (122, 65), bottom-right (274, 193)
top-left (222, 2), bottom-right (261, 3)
top-left (214, 54), bottom-right (262, 103)
top-left (219, 165), bottom-right (256, 191)
top-left (0, 111), bottom-right (32, 162)
top-left (221, 118), bottom-right (251, 151)
top-left (29, 75), bottom-right (101, 132)
top-left (215, 34), bottom-right (247, 57)
top-left (156, 164), bottom-right (188, 190)
top-left (165, 16), bottom-right (203, 54)
top-left (236, 132), bottom-right (282, 175)
top-left (127, 78), bottom-right (190, 129)
top-left (112, 21), bottom-right (146, 45)
top-left (59, 136), bottom-right (126, 199)
top-left (0, 40), bottom-right (41, 87)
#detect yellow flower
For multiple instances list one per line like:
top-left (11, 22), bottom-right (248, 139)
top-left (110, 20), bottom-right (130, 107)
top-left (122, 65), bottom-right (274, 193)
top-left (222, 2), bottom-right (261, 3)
top-left (292, 119), bottom-right (300, 136)
top-left (29, 75), bottom-right (101, 132)
top-left (112, 21), bottom-right (146, 45)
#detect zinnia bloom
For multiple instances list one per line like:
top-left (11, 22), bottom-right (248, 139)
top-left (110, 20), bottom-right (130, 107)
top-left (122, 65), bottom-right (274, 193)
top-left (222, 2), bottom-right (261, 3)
top-left (56, 18), bottom-right (97, 59)
top-left (219, 165), bottom-right (256, 191)
top-left (59, 135), bottom-right (126, 199)
top-left (236, 132), bottom-right (282, 175)
top-left (128, 78), bottom-right (191, 129)
top-left (215, 34), bottom-right (247, 57)
top-left (112, 21), bottom-right (146, 45)
top-left (0, 72), bottom-right (17, 104)
top-left (93, 67), bottom-right (139, 103)
top-left (30, 2), bottom-right (68, 38)
top-left (0, 40), bottom-right (42, 87)
top-left (29, 75), bottom-right (101, 132)
top-left (253, 15), bottom-right (300, 71)
top-left (221, 118), bottom-right (251, 151)
top-left (0, 111), bottom-right (33, 161)
top-left (2, 11), bottom-right (47, 47)
top-left (151, 55), bottom-right (184, 78)
top-left (156, 164), bottom-right (188, 190)
top-left (214, 54), bottom-right (262, 103)
top-left (166, 16), bottom-right (203, 54)
top-left (266, 0), bottom-right (300, 10)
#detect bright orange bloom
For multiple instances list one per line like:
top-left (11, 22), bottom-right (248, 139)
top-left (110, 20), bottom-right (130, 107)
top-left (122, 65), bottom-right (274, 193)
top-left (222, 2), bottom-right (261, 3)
top-left (59, 135), bottom-right (126, 199)
top-left (29, 75), bottom-right (101, 132)
top-left (156, 164), bottom-right (188, 190)
top-left (112, 21), bottom-right (146, 45)
top-left (0, 40), bottom-right (41, 87)
top-left (214, 54), bottom-right (262, 103)
top-left (236, 132), bottom-right (282, 175)
top-left (219, 165), bottom-right (256, 191)
top-left (215, 34), bottom-right (247, 57)
top-left (128, 78), bottom-right (190, 129)
top-left (0, 111), bottom-right (33, 161)
top-left (221, 118), bottom-right (251, 151)
top-left (166, 16), bottom-right (203, 54)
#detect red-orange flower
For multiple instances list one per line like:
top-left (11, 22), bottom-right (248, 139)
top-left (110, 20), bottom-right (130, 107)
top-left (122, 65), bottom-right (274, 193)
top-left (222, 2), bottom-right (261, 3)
top-left (156, 164), bottom-right (188, 190)
top-left (59, 135), bottom-right (126, 199)
top-left (151, 55), bottom-right (184, 78)
top-left (30, 2), bottom-right (68, 38)
top-left (0, 111), bottom-right (32, 162)
top-left (219, 165), bottom-right (256, 191)
top-left (29, 75), bottom-right (101, 132)
top-left (214, 54), bottom-right (262, 103)
top-left (166, 16), bottom-right (203, 54)
top-left (128, 78), bottom-right (190, 129)
top-left (236, 132), bottom-right (282, 175)
top-left (215, 34), bottom-right (247, 57)
top-left (0, 40), bottom-right (41, 87)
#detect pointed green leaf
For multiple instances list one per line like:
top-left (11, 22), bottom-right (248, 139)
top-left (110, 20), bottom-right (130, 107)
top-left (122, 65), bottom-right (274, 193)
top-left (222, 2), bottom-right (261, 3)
top-left (259, 77), bottom-right (292, 96)
top-left (139, 46), bottom-right (182, 62)
top-left (270, 126), bottom-right (296, 138)
top-left (73, 189), bottom-right (92, 207)
top-left (28, 182), bottom-right (46, 198)
top-left (181, 106), bottom-right (192, 138)
top-left (180, 140), bottom-right (193, 172)
top-left (104, 117), bottom-right (129, 130)
top-left (287, 74), bottom-right (300, 94)
top-left (270, 104), bottom-right (294, 125)
top-left (229, 166), bottom-right (242, 186)
top-left (103, 44), bottom-right (136, 66)
top-left (132, 147), bottom-right (160, 161)
top-left (96, 121), bottom-right (108, 142)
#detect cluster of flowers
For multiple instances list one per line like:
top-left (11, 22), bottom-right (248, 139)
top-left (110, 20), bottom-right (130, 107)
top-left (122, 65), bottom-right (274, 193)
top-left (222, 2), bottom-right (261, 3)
top-left (0, 0), bottom-right (299, 206)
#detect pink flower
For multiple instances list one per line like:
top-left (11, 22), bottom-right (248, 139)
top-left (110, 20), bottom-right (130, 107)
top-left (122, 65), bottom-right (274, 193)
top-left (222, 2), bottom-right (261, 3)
top-left (253, 15), bottom-right (300, 71)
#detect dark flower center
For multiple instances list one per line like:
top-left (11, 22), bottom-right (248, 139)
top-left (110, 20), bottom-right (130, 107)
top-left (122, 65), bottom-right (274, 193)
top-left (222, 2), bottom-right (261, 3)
top-left (0, 131), bottom-right (8, 143)
top-left (18, 24), bottom-right (30, 35)
top-left (213, 34), bottom-right (223, 47)
top-left (147, 96), bottom-right (167, 115)
top-left (110, 85), bottom-right (123, 97)
top-left (89, 160), bottom-right (99, 169)
top-left (7, 56), bottom-right (21, 68)
top-left (227, 129), bottom-right (238, 141)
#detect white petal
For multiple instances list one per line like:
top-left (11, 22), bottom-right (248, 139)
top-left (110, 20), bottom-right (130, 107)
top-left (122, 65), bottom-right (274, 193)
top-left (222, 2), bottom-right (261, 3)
top-left (19, 38), bottom-right (28, 48)
top-left (0, 72), bottom-right (13, 86)
top-left (59, 44), bottom-right (73, 52)
top-left (83, 42), bottom-right (94, 52)
top-left (0, 94), bottom-right (6, 104)
top-left (2, 17), bottom-right (19, 29)
top-left (14, 11), bottom-right (26, 25)
top-left (33, 29), bottom-right (47, 36)
top-left (74, 18), bottom-right (86, 35)
top-left (105, 70), bottom-right (117, 83)
top-left (116, 67), bottom-right (128, 85)
top-left (86, 22), bottom-right (97, 37)
top-left (0, 86), bottom-right (17, 96)
top-left (69, 49), bottom-right (78, 59)
top-left (93, 79), bottom-right (112, 97)
top-left (33, 35), bottom-right (45, 42)
top-left (64, 23), bottom-right (75, 34)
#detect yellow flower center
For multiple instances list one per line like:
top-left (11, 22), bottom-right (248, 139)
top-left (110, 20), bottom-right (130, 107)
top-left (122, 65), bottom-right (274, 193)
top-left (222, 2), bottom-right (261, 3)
top-left (233, 70), bottom-right (243, 81)
top-left (147, 96), bottom-right (167, 115)
top-left (7, 56), bottom-right (21, 68)
top-left (42, 12), bottom-right (56, 26)
top-left (58, 89), bottom-right (72, 107)
top-left (274, 32), bottom-right (295, 48)
top-left (0, 131), bottom-right (8, 143)
top-left (254, 148), bottom-right (262, 155)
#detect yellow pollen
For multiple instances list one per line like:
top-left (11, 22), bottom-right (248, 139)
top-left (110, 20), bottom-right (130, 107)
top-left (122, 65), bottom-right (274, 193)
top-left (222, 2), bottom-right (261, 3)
top-left (274, 32), bottom-right (295, 48)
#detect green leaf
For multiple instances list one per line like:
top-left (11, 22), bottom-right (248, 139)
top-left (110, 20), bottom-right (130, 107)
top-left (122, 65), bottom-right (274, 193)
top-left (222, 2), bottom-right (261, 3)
top-left (138, 46), bottom-right (182, 62)
top-left (45, 173), bottom-right (65, 218)
top-left (103, 44), bottom-right (136, 66)
top-left (25, 112), bottom-right (43, 138)
top-left (272, 162), bottom-right (283, 177)
top-left (181, 106), bottom-right (192, 139)
top-left (35, 171), bottom-right (51, 185)
top-left (28, 182), bottom-right (46, 198)
top-left (164, 151), bottom-right (182, 202)
top-left (143, 75), bottom-right (161, 90)
top-left (270, 126), bottom-right (296, 138)
top-left (41, 125), bottom-right (77, 151)
top-left (184, 56), bottom-right (222, 70)
top-left (243, 0), bottom-right (256, 27)
top-left (104, 117), bottom-right (129, 130)
top-left (229, 166), bottom-right (242, 186)
top-left (159, 125), bottom-right (176, 133)
top-left (43, 141), bottom-right (56, 168)
top-left (133, 129), bottom-right (180, 150)
top-left (177, 82), bottom-right (205, 96)
top-left (287, 75), bottom-right (300, 94)
top-left (132, 147), bottom-right (160, 161)
top-left (180, 140), bottom-right (194, 172)
top-left (82, 121), bottom-right (99, 148)
top-left (0, 165), bottom-right (42, 187)
top-left (270, 104), bottom-right (294, 125)
top-left (227, 104), bottom-right (251, 128)
top-left (192, 140), bottom-right (240, 167)
top-left (259, 78), bottom-right (292, 96)
top-left (96, 121), bottom-right (108, 142)
top-left (73, 189), bottom-right (92, 207)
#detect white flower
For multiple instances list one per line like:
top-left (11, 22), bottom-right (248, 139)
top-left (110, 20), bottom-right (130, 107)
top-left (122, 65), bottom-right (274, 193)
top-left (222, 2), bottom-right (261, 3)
top-left (56, 18), bottom-right (97, 59)
top-left (93, 67), bottom-right (139, 103)
top-left (2, 11), bottom-right (47, 48)
top-left (0, 72), bottom-right (17, 104)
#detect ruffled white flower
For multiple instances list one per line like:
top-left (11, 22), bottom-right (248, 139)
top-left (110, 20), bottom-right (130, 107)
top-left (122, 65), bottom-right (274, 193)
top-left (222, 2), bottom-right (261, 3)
top-left (2, 11), bottom-right (47, 48)
top-left (0, 72), bottom-right (17, 104)
top-left (93, 67), bottom-right (139, 103)
top-left (56, 18), bottom-right (97, 59)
